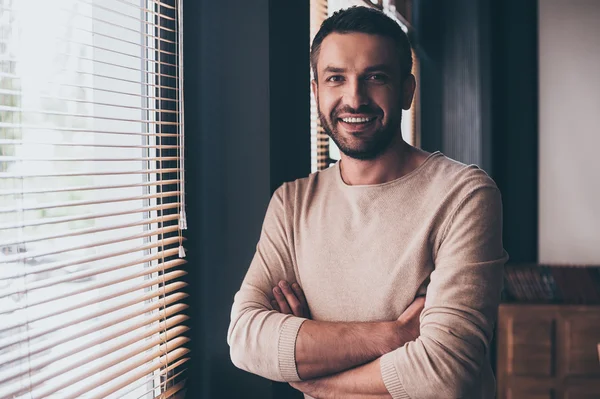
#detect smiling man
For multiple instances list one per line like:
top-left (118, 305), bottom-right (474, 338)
top-left (228, 6), bottom-right (508, 399)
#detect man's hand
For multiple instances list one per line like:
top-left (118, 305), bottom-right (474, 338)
top-left (395, 295), bottom-right (425, 343)
top-left (290, 358), bottom-right (392, 399)
top-left (271, 280), bottom-right (424, 345)
top-left (271, 280), bottom-right (311, 319)
top-left (287, 297), bottom-right (424, 399)
top-left (270, 284), bottom-right (425, 381)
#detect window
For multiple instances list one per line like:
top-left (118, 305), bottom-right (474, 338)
top-left (309, 0), bottom-right (419, 172)
top-left (0, 0), bottom-right (188, 398)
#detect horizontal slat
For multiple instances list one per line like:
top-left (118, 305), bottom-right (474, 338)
top-left (0, 303), bottom-right (187, 380)
top-left (0, 47), bottom-right (179, 87)
top-left (0, 55), bottom-right (177, 87)
top-left (0, 138), bottom-right (179, 150)
top-left (31, 336), bottom-right (190, 399)
top-left (3, 4), bottom-right (176, 35)
top-left (160, 379), bottom-right (187, 399)
top-left (68, 346), bottom-right (190, 399)
top-left (0, 4), bottom-right (177, 50)
top-left (0, 122), bottom-right (178, 136)
top-left (1, 268), bottom-right (187, 331)
top-left (25, 327), bottom-right (190, 399)
top-left (1, 324), bottom-right (188, 398)
top-left (11, 13), bottom-right (176, 50)
top-left (0, 167), bottom-right (179, 179)
top-left (0, 238), bottom-right (181, 290)
top-left (0, 190), bottom-right (179, 214)
top-left (0, 90), bottom-right (179, 113)
top-left (0, 202), bottom-right (179, 230)
top-left (0, 53), bottom-right (175, 74)
top-left (7, 21), bottom-right (175, 55)
top-left (0, 311), bottom-right (188, 389)
top-left (153, 0), bottom-right (177, 10)
top-left (0, 52), bottom-right (176, 87)
top-left (149, 370), bottom-right (187, 399)
top-left (1, 213), bottom-right (179, 248)
top-left (104, 356), bottom-right (189, 399)
top-left (104, 0), bottom-right (177, 19)
top-left (0, 179), bottom-right (180, 197)
top-left (0, 256), bottom-right (185, 312)
top-left (76, 0), bottom-right (177, 28)
top-left (39, 326), bottom-right (190, 399)
top-left (0, 65), bottom-right (177, 88)
top-left (0, 103), bottom-right (179, 123)
top-left (114, 361), bottom-right (188, 399)
top-left (0, 36), bottom-right (178, 66)
top-left (0, 284), bottom-right (187, 351)
top-left (162, 358), bottom-right (189, 376)
top-left (314, 3), bottom-right (328, 15)
top-left (0, 155), bottom-right (178, 162)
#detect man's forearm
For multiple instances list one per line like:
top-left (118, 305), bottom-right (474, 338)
top-left (295, 320), bottom-right (410, 380)
top-left (291, 357), bottom-right (391, 399)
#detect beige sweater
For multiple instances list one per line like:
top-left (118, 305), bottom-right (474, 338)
top-left (228, 152), bottom-right (508, 398)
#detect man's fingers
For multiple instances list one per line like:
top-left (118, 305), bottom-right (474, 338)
top-left (404, 295), bottom-right (425, 320)
top-left (273, 286), bottom-right (292, 314)
top-left (271, 280), bottom-right (310, 318)
top-left (278, 281), bottom-right (305, 317)
top-left (271, 300), bottom-right (281, 312)
top-left (291, 282), bottom-right (308, 307)
top-left (397, 295), bottom-right (426, 327)
top-left (408, 295), bottom-right (426, 313)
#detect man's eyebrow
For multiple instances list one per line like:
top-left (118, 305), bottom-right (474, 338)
top-left (323, 66), bottom-right (346, 73)
top-left (363, 64), bottom-right (394, 73)
top-left (322, 64), bottom-right (395, 74)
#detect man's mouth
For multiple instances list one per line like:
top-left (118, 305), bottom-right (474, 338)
top-left (337, 116), bottom-right (378, 132)
top-left (339, 116), bottom-right (377, 124)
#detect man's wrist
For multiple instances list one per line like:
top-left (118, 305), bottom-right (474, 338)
top-left (390, 319), bottom-right (416, 352)
top-left (381, 321), bottom-right (405, 355)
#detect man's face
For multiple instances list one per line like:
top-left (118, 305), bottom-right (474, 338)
top-left (312, 32), bottom-right (413, 160)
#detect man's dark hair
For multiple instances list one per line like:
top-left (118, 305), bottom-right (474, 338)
top-left (310, 6), bottom-right (413, 82)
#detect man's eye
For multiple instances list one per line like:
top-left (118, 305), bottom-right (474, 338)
top-left (367, 74), bottom-right (386, 82)
top-left (326, 75), bottom-right (343, 82)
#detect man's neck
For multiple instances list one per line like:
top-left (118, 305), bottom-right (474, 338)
top-left (338, 137), bottom-right (430, 186)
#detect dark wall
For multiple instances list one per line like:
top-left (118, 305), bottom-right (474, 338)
top-left (269, 1), bottom-right (311, 195)
top-left (414, 0), bottom-right (492, 172)
top-left (414, 0), bottom-right (538, 262)
top-left (183, 1), bottom-right (309, 398)
top-left (183, 0), bottom-right (271, 398)
top-left (490, 0), bottom-right (538, 263)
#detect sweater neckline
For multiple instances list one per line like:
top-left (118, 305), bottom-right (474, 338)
top-left (334, 151), bottom-right (442, 190)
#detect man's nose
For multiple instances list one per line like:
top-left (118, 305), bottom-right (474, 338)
top-left (342, 80), bottom-right (369, 110)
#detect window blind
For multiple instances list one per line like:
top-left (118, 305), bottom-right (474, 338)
top-left (310, 0), bottom-right (329, 172)
top-left (0, 1), bottom-right (188, 398)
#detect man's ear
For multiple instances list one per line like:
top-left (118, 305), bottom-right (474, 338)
top-left (311, 79), bottom-right (318, 102)
top-left (401, 74), bottom-right (416, 110)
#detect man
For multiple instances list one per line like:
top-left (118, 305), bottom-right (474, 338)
top-left (228, 6), bottom-right (507, 399)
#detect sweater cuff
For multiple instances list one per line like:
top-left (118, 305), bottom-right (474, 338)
top-left (380, 352), bottom-right (411, 399)
top-left (277, 316), bottom-right (307, 381)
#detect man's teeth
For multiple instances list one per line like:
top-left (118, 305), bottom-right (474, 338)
top-left (341, 117), bottom-right (374, 123)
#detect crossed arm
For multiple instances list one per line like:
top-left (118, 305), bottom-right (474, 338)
top-left (271, 280), bottom-right (425, 398)
top-left (228, 184), bottom-right (507, 398)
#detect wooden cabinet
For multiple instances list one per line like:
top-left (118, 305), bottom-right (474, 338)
top-left (497, 304), bottom-right (600, 399)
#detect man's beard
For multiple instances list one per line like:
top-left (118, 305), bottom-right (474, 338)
top-left (318, 104), bottom-right (401, 161)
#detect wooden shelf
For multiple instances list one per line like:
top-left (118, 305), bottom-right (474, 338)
top-left (497, 304), bottom-right (600, 398)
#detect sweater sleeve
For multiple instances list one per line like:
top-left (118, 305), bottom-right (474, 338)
top-left (380, 184), bottom-right (508, 398)
top-left (227, 185), bottom-right (307, 382)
